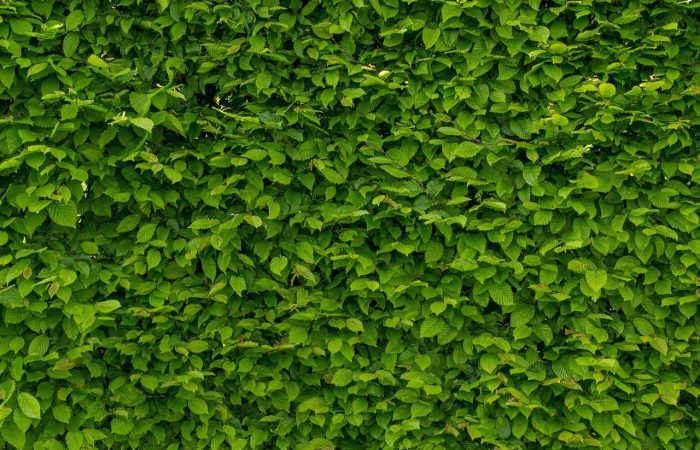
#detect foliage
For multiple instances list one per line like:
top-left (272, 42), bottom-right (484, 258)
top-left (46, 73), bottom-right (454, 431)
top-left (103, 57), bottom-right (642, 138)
top-left (0, 0), bottom-right (699, 449)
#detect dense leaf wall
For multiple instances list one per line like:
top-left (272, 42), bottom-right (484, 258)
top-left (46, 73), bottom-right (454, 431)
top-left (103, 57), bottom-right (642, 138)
top-left (0, 0), bottom-right (699, 449)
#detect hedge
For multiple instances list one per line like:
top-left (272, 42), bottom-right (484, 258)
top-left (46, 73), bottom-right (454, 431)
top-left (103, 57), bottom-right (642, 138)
top-left (0, 0), bottom-right (699, 449)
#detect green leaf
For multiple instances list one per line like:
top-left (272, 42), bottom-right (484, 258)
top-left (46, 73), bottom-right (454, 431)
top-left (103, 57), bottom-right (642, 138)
top-left (479, 353), bottom-right (499, 374)
top-left (0, 68), bottom-right (15, 89)
top-left (87, 54), bottom-right (109, 68)
top-left (441, 4), bottom-right (461, 22)
top-left (147, 249), bottom-right (161, 269)
top-left (513, 325), bottom-right (531, 340)
top-left (532, 324), bottom-right (553, 345)
top-left (17, 392), bottom-right (41, 419)
top-left (599, 83), bottom-right (616, 98)
top-left (296, 242), bottom-right (314, 263)
top-left (422, 28), bottom-right (440, 49)
top-left (129, 92), bottom-right (151, 115)
top-left (420, 317), bottom-right (446, 338)
top-left (289, 326), bottom-right (308, 344)
top-left (510, 304), bottom-right (535, 327)
top-left (61, 104), bottom-right (79, 121)
top-left (27, 335), bottom-right (49, 357)
top-left (543, 64), bottom-right (563, 83)
top-left (591, 414), bottom-right (613, 437)
top-left (10, 19), bottom-right (33, 35)
top-left (163, 167), bottom-right (182, 183)
top-left (63, 32), bottom-right (80, 56)
top-left (530, 26), bottom-right (550, 43)
top-left (270, 256), bottom-right (288, 275)
top-left (66, 430), bottom-right (84, 450)
top-left (331, 368), bottom-right (353, 386)
top-left (229, 276), bottom-right (246, 295)
top-left (96, 300), bottom-right (121, 314)
top-left (136, 223), bottom-right (157, 242)
top-left (1, 421), bottom-right (25, 449)
top-left (346, 318), bottom-right (364, 333)
top-left (189, 218), bottom-right (220, 230)
top-left (319, 167), bottom-right (345, 184)
top-left (295, 264), bottom-right (317, 283)
top-left (585, 269), bottom-right (607, 291)
top-left (488, 283), bottom-right (514, 306)
top-left (658, 426), bottom-right (674, 444)
top-left (188, 398), bottom-right (208, 415)
top-left (65, 10), bottom-right (84, 31)
top-left (111, 416), bottom-right (135, 434)
top-left (117, 215), bottom-right (141, 233)
top-left (130, 117), bottom-right (154, 132)
top-left (47, 202), bottom-right (78, 228)
top-left (187, 339), bottom-right (209, 353)
top-left (533, 210), bottom-right (553, 225)
top-left (632, 317), bottom-right (654, 336)
top-left (424, 242), bottom-right (444, 263)
top-left (52, 404), bottom-right (71, 424)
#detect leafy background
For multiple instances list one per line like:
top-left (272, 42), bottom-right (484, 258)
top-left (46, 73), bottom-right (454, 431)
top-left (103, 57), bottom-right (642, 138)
top-left (0, 0), bottom-right (699, 449)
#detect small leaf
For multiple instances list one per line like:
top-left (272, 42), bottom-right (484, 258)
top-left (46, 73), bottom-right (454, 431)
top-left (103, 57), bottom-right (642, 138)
top-left (47, 202), bottom-right (78, 228)
top-left (87, 54), bottom-right (109, 69)
top-left (187, 340), bottom-right (209, 353)
top-left (229, 276), bottom-right (246, 295)
top-left (60, 104), bottom-right (78, 121)
top-left (163, 167), bottom-right (182, 183)
top-left (65, 11), bottom-right (84, 31)
top-left (63, 32), bottom-right (80, 57)
top-left (420, 316), bottom-right (446, 339)
top-left (599, 83), bottom-right (616, 98)
top-left (136, 223), bottom-right (157, 242)
top-left (543, 64), bottom-right (563, 83)
top-left (479, 353), bottom-right (499, 374)
top-left (111, 417), bottom-right (134, 435)
top-left (0, 68), bottom-right (15, 89)
top-left (441, 4), bottom-right (461, 22)
top-left (96, 300), bottom-right (121, 314)
top-left (130, 117), bottom-right (154, 132)
top-left (422, 28), bottom-right (440, 49)
top-left (658, 426), bottom-right (674, 444)
top-left (52, 404), bottom-right (71, 424)
top-left (289, 326), bottom-right (308, 344)
top-left (488, 283), bottom-right (514, 306)
top-left (129, 92), bottom-right (151, 115)
top-left (331, 369), bottom-right (353, 387)
top-left (532, 324), bottom-right (553, 345)
top-left (591, 414), bottom-right (613, 437)
top-left (296, 242), bottom-right (315, 263)
top-left (117, 215), bottom-right (140, 233)
top-left (585, 269), bottom-right (607, 291)
top-left (27, 335), bottom-right (49, 357)
top-left (424, 242), bottom-right (444, 263)
top-left (66, 431), bottom-right (83, 450)
top-left (346, 318), bottom-right (364, 333)
top-left (533, 210), bottom-right (553, 225)
top-left (270, 256), bottom-right (288, 275)
top-left (188, 398), bottom-right (208, 415)
top-left (510, 304), bottom-right (535, 327)
top-left (189, 218), bottom-right (220, 230)
top-left (10, 19), bottom-right (33, 35)
top-left (530, 26), bottom-right (550, 43)
top-left (17, 392), bottom-right (41, 419)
